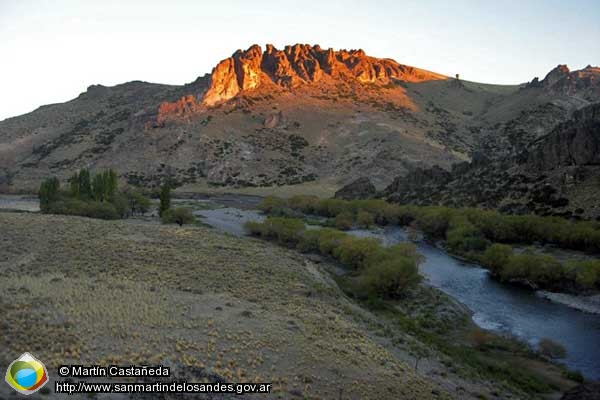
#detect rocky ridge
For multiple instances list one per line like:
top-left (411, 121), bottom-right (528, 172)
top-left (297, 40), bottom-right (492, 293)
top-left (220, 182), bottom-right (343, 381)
top-left (382, 103), bottom-right (600, 220)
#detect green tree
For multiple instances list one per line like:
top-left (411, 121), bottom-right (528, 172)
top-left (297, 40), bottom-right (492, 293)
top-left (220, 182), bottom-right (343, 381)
top-left (39, 177), bottom-right (60, 212)
top-left (68, 172), bottom-right (80, 198)
top-left (128, 192), bottom-right (151, 216)
top-left (159, 184), bottom-right (171, 217)
top-left (78, 169), bottom-right (92, 200)
top-left (92, 173), bottom-right (105, 202)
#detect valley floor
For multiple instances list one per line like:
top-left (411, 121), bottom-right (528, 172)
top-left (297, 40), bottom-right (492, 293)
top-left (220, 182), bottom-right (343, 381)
top-left (0, 213), bottom-right (577, 399)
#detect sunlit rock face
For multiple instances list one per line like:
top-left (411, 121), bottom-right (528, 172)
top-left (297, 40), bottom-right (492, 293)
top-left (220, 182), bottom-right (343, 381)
top-left (202, 43), bottom-right (447, 105)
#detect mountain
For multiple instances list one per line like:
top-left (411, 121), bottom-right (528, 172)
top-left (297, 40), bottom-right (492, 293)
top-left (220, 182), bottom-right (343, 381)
top-left (0, 44), bottom-right (599, 197)
top-left (382, 102), bottom-right (600, 220)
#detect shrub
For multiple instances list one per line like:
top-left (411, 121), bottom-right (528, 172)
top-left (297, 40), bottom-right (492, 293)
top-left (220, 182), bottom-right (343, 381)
top-left (334, 212), bottom-right (354, 230)
top-left (360, 256), bottom-right (421, 298)
top-left (481, 244), bottom-right (514, 274)
top-left (261, 217), bottom-right (305, 245)
top-left (47, 198), bottom-right (120, 220)
top-left (244, 220), bottom-right (266, 237)
top-left (566, 260), bottom-right (600, 291)
top-left (108, 193), bottom-right (130, 218)
top-left (538, 338), bottom-right (566, 359)
top-left (356, 211), bottom-right (375, 229)
top-left (257, 196), bottom-right (286, 214)
top-left (315, 228), bottom-right (347, 255)
top-left (296, 229), bottom-right (322, 253)
top-left (162, 207), bottom-right (195, 226)
top-left (414, 207), bottom-right (453, 237)
top-left (446, 216), bottom-right (488, 254)
top-left (501, 252), bottom-right (563, 289)
top-left (83, 201), bottom-right (120, 220)
top-left (331, 236), bottom-right (380, 270)
top-left (315, 198), bottom-right (348, 217)
top-left (287, 195), bottom-right (320, 214)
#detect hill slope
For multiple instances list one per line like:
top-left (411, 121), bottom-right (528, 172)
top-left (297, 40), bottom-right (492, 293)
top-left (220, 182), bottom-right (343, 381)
top-left (1, 44), bottom-right (598, 193)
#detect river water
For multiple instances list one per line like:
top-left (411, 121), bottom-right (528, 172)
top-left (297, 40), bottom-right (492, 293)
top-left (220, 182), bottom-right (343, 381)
top-left (195, 206), bottom-right (600, 380)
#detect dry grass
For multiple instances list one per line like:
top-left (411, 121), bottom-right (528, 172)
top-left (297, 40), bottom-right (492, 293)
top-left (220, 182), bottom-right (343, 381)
top-left (0, 213), bottom-right (444, 399)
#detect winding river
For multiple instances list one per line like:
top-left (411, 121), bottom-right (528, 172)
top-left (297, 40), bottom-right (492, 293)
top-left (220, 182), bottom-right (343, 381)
top-left (195, 205), bottom-right (600, 380)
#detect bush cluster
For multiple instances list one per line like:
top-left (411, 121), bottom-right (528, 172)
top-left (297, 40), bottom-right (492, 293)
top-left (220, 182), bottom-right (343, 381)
top-left (481, 244), bottom-right (600, 291)
top-left (244, 216), bottom-right (422, 299)
top-left (256, 196), bottom-right (600, 292)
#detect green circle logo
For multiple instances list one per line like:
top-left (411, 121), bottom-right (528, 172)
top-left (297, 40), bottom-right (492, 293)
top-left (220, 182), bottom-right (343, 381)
top-left (5, 353), bottom-right (49, 395)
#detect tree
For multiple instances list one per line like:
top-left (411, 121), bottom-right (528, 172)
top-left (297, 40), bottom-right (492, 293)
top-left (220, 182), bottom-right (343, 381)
top-left (78, 169), bottom-right (92, 199)
top-left (128, 192), bottom-right (151, 216)
top-left (161, 207), bottom-right (195, 226)
top-left (159, 184), bottom-right (171, 217)
top-left (92, 173), bottom-right (105, 202)
top-left (39, 177), bottom-right (60, 212)
top-left (68, 172), bottom-right (80, 198)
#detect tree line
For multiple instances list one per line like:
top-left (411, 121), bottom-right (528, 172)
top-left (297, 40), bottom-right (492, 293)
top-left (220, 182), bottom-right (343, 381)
top-left (256, 195), bottom-right (600, 293)
top-left (245, 217), bottom-right (422, 299)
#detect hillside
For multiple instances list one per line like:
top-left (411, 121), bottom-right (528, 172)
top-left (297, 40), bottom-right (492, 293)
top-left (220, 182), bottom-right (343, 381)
top-left (382, 103), bottom-right (600, 220)
top-left (0, 212), bottom-right (579, 399)
top-left (0, 44), bottom-right (599, 194)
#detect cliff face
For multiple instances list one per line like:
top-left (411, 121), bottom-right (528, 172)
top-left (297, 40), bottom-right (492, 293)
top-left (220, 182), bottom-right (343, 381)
top-left (526, 104), bottom-right (600, 170)
top-left (383, 103), bottom-right (600, 220)
top-left (202, 44), bottom-right (447, 105)
top-left (527, 65), bottom-right (600, 98)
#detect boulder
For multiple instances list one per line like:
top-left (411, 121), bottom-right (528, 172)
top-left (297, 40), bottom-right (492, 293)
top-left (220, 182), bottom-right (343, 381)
top-left (334, 177), bottom-right (376, 200)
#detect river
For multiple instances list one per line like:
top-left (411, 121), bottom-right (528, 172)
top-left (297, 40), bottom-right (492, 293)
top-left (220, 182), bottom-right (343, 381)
top-left (195, 205), bottom-right (600, 380)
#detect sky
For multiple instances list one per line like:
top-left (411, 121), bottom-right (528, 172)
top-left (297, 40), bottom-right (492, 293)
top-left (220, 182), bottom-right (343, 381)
top-left (0, 0), bottom-right (599, 121)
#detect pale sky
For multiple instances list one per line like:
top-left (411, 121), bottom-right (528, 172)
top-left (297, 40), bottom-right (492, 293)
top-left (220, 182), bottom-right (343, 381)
top-left (1, 0), bottom-right (599, 121)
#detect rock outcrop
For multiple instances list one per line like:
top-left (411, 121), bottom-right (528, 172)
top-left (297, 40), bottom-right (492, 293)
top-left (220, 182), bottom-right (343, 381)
top-left (202, 44), bottom-right (447, 106)
top-left (527, 64), bottom-right (600, 98)
top-left (334, 177), bottom-right (377, 200)
top-left (526, 103), bottom-right (600, 170)
top-left (382, 103), bottom-right (600, 220)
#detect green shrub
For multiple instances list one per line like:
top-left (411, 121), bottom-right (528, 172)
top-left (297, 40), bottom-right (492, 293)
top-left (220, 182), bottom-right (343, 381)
top-left (110, 193), bottom-right (130, 218)
top-left (261, 217), bottom-right (305, 244)
top-left (501, 252), bottom-right (563, 289)
top-left (257, 196), bottom-right (287, 214)
top-left (287, 195), bottom-right (320, 214)
top-left (47, 198), bottom-right (119, 220)
top-left (360, 256), bottom-right (421, 298)
top-left (481, 244), bottom-right (514, 274)
top-left (296, 229), bottom-right (322, 253)
top-left (446, 216), bottom-right (488, 254)
top-left (356, 211), bottom-right (375, 228)
top-left (83, 201), bottom-right (120, 220)
top-left (244, 220), bottom-right (266, 236)
top-left (334, 212), bottom-right (354, 230)
top-left (331, 236), bottom-right (380, 270)
top-left (315, 198), bottom-right (348, 217)
top-left (566, 260), bottom-right (600, 291)
top-left (315, 228), bottom-right (347, 255)
top-left (161, 207), bottom-right (195, 226)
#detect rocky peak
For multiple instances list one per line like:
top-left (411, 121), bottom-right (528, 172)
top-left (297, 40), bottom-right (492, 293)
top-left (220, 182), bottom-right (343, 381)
top-left (542, 64), bottom-right (571, 86)
top-left (528, 64), bottom-right (600, 96)
top-left (202, 43), bottom-right (446, 106)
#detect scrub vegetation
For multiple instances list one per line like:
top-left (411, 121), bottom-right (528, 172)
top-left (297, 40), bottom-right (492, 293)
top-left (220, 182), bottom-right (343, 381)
top-left (256, 196), bottom-right (600, 293)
